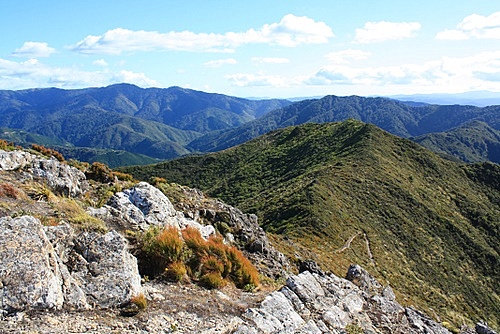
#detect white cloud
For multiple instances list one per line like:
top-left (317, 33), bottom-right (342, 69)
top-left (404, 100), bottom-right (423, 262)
top-left (225, 73), bottom-right (287, 87)
top-left (12, 42), bottom-right (56, 58)
top-left (354, 21), bottom-right (421, 43)
top-left (325, 49), bottom-right (371, 64)
top-left (436, 11), bottom-right (500, 40)
top-left (306, 50), bottom-right (500, 92)
top-left (204, 58), bottom-right (237, 68)
top-left (70, 14), bottom-right (334, 54)
top-left (435, 29), bottom-right (469, 40)
top-left (252, 57), bottom-right (290, 64)
top-left (93, 59), bottom-right (108, 66)
top-left (0, 58), bottom-right (158, 90)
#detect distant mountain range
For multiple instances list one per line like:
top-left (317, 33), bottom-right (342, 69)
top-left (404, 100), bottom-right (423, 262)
top-left (121, 120), bottom-right (500, 329)
top-left (391, 91), bottom-right (500, 107)
top-left (0, 84), bottom-right (499, 166)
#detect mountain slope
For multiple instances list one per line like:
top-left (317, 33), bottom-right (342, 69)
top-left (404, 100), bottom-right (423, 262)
top-left (0, 84), bottom-right (291, 134)
top-left (413, 121), bottom-right (500, 163)
top-left (187, 95), bottom-right (500, 159)
top-left (0, 84), bottom-right (291, 164)
top-left (124, 120), bottom-right (500, 329)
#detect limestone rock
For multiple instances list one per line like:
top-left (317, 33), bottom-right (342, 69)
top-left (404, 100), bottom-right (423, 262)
top-left (0, 150), bottom-right (88, 197)
top-left (28, 157), bottom-right (88, 197)
top-left (0, 149), bottom-right (36, 171)
top-left (346, 263), bottom-right (383, 297)
top-left (235, 264), bottom-right (453, 334)
top-left (476, 322), bottom-right (498, 334)
top-left (0, 215), bottom-right (142, 313)
top-left (0, 216), bottom-right (64, 312)
top-left (72, 230), bottom-right (142, 308)
top-left (100, 182), bottom-right (215, 238)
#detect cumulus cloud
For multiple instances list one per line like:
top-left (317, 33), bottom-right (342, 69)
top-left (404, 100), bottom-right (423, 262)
top-left (0, 58), bottom-right (158, 90)
top-left (12, 42), bottom-right (56, 58)
top-left (225, 73), bottom-right (287, 87)
top-left (436, 11), bottom-right (500, 40)
top-left (204, 58), bottom-right (237, 68)
top-left (354, 21), bottom-right (421, 43)
top-left (252, 57), bottom-right (290, 64)
top-left (325, 49), bottom-right (371, 64)
top-left (306, 50), bottom-right (500, 92)
top-left (70, 14), bottom-right (334, 54)
top-left (93, 59), bottom-right (108, 66)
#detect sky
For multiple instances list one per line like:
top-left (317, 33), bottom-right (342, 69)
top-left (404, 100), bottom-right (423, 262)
top-left (1, 0), bottom-right (500, 98)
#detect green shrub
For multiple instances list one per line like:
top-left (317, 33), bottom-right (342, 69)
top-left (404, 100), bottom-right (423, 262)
top-left (87, 162), bottom-right (113, 182)
top-left (130, 293), bottom-right (147, 310)
top-left (165, 261), bottom-right (187, 282)
top-left (200, 272), bottom-right (226, 289)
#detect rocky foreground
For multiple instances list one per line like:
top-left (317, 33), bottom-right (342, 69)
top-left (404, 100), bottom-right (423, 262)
top-left (0, 149), bottom-right (497, 333)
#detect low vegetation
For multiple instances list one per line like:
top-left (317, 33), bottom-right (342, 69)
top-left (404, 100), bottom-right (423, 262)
top-left (139, 225), bottom-right (260, 290)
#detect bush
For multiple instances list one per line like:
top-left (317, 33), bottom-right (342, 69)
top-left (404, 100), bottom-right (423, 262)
top-left (200, 272), bottom-right (226, 289)
top-left (87, 162), bottom-right (113, 183)
top-left (143, 226), bottom-right (183, 264)
top-left (226, 246), bottom-right (260, 288)
top-left (139, 225), bottom-right (260, 290)
top-left (111, 171), bottom-right (134, 182)
top-left (165, 261), bottom-right (187, 282)
top-left (31, 144), bottom-right (65, 162)
top-left (0, 183), bottom-right (21, 199)
top-left (130, 293), bottom-right (147, 310)
top-left (182, 226), bottom-right (207, 255)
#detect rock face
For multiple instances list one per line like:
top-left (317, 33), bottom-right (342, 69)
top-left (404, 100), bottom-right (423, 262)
top-left (94, 182), bottom-right (215, 238)
top-left (236, 265), bottom-right (453, 334)
top-left (0, 216), bottom-right (142, 313)
top-left (0, 216), bottom-right (64, 312)
top-left (0, 149), bottom-right (88, 197)
top-left (0, 150), bottom-right (36, 170)
top-left (28, 157), bottom-right (88, 197)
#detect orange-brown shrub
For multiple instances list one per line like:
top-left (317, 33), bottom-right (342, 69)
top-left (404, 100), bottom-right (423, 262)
top-left (226, 246), bottom-right (260, 289)
top-left (0, 183), bottom-right (21, 199)
top-left (111, 171), bottom-right (134, 182)
top-left (142, 226), bottom-right (183, 264)
top-left (200, 255), bottom-right (225, 275)
top-left (140, 225), bottom-right (260, 290)
top-left (31, 144), bottom-right (65, 162)
top-left (182, 226), bottom-right (207, 255)
top-left (87, 162), bottom-right (113, 182)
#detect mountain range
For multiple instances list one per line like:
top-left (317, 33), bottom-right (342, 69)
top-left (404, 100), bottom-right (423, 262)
top-left (122, 120), bottom-right (500, 329)
top-left (0, 84), bottom-right (499, 166)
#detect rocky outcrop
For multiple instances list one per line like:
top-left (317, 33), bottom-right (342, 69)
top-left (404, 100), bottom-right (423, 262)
top-left (0, 150), bottom-right (88, 197)
top-left (92, 182), bottom-right (215, 238)
top-left (236, 265), bottom-right (453, 334)
top-left (28, 157), bottom-right (88, 197)
top-left (0, 150), bottom-right (36, 170)
top-left (0, 216), bottom-right (142, 313)
top-left (0, 215), bottom-right (65, 312)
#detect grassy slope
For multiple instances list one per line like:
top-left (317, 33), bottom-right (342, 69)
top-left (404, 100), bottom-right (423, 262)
top-left (124, 120), bottom-right (499, 329)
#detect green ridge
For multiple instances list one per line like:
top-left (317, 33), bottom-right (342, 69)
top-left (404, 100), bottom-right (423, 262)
top-left (123, 120), bottom-right (499, 329)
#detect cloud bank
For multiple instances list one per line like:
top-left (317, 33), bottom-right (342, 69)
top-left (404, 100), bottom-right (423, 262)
top-left (70, 14), bottom-right (334, 54)
top-left (436, 11), bottom-right (500, 40)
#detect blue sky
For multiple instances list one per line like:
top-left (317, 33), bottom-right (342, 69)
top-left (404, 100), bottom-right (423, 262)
top-left (1, 0), bottom-right (500, 98)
